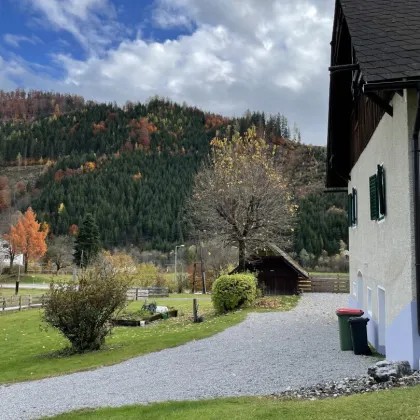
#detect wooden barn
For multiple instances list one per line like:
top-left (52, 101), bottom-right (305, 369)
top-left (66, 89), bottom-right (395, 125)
top-left (233, 244), bottom-right (309, 295)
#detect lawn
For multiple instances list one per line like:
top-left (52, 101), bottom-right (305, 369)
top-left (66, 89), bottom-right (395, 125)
top-left (0, 273), bottom-right (73, 284)
top-left (0, 295), bottom-right (299, 384)
top-left (45, 386), bottom-right (420, 420)
top-left (167, 293), bottom-right (211, 299)
top-left (309, 272), bottom-right (348, 277)
top-left (0, 287), bottom-right (46, 296)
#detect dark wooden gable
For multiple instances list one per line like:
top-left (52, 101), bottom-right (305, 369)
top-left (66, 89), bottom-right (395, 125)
top-left (326, 0), bottom-right (420, 188)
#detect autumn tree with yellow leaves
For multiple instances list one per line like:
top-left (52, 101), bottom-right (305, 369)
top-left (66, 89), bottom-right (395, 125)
top-left (6, 207), bottom-right (47, 272)
top-left (189, 127), bottom-right (296, 271)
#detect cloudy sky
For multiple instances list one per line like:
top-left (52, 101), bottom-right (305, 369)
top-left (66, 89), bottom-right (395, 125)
top-left (0, 0), bottom-right (334, 145)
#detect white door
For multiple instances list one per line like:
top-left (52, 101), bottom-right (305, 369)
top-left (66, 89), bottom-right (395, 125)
top-left (378, 287), bottom-right (386, 347)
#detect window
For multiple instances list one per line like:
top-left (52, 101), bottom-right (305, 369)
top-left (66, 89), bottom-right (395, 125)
top-left (367, 287), bottom-right (372, 316)
top-left (348, 188), bottom-right (358, 227)
top-left (370, 164), bottom-right (386, 221)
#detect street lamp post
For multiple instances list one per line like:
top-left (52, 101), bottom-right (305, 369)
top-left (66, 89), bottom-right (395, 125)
top-left (174, 244), bottom-right (185, 292)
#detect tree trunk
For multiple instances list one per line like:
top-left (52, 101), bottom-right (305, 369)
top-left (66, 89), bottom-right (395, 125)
top-left (9, 254), bottom-right (14, 269)
top-left (24, 254), bottom-right (28, 273)
top-left (238, 240), bottom-right (246, 272)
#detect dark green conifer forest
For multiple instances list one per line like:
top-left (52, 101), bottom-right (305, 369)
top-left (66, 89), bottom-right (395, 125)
top-left (0, 90), bottom-right (348, 258)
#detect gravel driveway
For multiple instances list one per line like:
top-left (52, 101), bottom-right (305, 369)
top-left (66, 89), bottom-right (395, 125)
top-left (0, 293), bottom-right (378, 420)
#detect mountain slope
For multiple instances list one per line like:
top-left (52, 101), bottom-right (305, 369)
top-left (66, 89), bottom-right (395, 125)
top-left (0, 92), bottom-right (347, 256)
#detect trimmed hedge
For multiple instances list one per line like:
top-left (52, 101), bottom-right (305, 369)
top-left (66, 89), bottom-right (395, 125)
top-left (212, 273), bottom-right (257, 313)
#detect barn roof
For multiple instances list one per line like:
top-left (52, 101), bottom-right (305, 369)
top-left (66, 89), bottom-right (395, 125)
top-left (264, 244), bottom-right (309, 279)
top-left (231, 244), bottom-right (309, 279)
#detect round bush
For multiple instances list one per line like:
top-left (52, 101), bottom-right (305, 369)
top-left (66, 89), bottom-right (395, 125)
top-left (212, 273), bottom-right (257, 313)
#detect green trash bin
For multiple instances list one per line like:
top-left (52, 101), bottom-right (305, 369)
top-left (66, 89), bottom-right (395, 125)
top-left (336, 308), bottom-right (364, 350)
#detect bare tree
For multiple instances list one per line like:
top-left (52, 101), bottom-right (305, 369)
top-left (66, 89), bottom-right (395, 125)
top-left (189, 127), bottom-right (295, 271)
top-left (45, 236), bottom-right (74, 273)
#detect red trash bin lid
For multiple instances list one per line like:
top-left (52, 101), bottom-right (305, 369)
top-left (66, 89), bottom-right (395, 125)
top-left (336, 308), bottom-right (364, 316)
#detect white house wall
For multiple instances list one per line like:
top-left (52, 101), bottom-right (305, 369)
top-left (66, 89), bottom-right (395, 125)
top-left (348, 90), bottom-right (420, 367)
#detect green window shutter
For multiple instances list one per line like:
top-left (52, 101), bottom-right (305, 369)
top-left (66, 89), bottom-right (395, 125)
top-left (377, 164), bottom-right (386, 216)
top-left (348, 193), bottom-right (353, 227)
top-left (369, 174), bottom-right (379, 220)
top-left (352, 188), bottom-right (357, 225)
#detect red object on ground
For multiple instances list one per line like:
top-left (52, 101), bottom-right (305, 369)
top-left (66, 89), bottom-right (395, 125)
top-left (336, 308), bottom-right (364, 316)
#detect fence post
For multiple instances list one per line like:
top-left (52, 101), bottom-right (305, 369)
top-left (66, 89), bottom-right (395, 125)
top-left (2, 297), bottom-right (5, 313)
top-left (193, 298), bottom-right (198, 323)
top-left (136, 288), bottom-right (139, 301)
top-left (19, 296), bottom-right (22, 311)
top-left (29, 295), bottom-right (32, 308)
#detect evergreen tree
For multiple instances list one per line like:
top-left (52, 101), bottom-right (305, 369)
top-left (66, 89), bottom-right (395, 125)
top-left (74, 214), bottom-right (100, 268)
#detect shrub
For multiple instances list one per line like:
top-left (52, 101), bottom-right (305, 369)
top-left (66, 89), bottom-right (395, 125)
top-left (42, 266), bottom-right (132, 353)
top-left (212, 273), bottom-right (257, 313)
top-left (165, 276), bottom-right (178, 293)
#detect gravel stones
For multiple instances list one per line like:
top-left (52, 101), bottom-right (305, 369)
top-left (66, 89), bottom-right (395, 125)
top-left (275, 361), bottom-right (420, 401)
top-left (0, 293), bottom-right (379, 420)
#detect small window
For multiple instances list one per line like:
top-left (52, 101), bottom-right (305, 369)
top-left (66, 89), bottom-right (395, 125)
top-left (367, 287), bottom-right (372, 316)
top-left (348, 188), bottom-right (358, 227)
top-left (369, 164), bottom-right (386, 221)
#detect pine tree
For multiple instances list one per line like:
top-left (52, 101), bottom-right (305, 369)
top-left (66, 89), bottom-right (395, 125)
top-left (74, 214), bottom-right (100, 268)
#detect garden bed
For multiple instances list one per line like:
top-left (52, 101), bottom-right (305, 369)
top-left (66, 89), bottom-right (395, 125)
top-left (112, 309), bottom-right (178, 326)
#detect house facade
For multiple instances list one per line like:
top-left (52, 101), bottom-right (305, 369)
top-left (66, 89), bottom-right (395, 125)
top-left (327, 1), bottom-right (420, 368)
top-left (0, 240), bottom-right (24, 268)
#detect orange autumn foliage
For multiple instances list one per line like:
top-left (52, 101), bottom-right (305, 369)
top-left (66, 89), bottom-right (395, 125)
top-left (8, 208), bottom-right (47, 271)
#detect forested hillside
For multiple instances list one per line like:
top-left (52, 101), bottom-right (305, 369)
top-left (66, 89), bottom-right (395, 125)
top-left (0, 90), bottom-right (347, 259)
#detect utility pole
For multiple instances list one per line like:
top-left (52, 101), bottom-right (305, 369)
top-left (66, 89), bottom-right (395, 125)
top-left (174, 245), bottom-right (184, 293)
top-left (199, 232), bottom-right (207, 294)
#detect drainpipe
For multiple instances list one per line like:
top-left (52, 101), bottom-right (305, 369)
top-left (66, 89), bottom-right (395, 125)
top-left (412, 87), bottom-right (420, 334)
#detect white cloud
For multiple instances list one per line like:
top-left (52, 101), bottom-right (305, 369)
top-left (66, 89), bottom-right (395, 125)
top-left (24, 0), bottom-right (126, 53)
top-left (3, 34), bottom-right (42, 48)
top-left (3, 0), bottom-right (334, 145)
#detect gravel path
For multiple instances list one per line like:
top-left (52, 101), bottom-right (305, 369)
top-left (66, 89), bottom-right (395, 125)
top-left (0, 293), bottom-right (378, 420)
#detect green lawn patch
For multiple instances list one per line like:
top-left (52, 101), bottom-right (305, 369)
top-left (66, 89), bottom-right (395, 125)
top-left (167, 293), bottom-right (211, 299)
top-left (0, 288), bottom-right (46, 296)
top-left (309, 272), bottom-right (348, 277)
top-left (0, 274), bottom-right (73, 284)
top-left (45, 386), bottom-right (420, 420)
top-left (0, 295), bottom-right (299, 384)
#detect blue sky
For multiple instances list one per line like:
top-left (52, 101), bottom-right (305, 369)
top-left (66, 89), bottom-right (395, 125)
top-left (0, 0), bottom-right (334, 145)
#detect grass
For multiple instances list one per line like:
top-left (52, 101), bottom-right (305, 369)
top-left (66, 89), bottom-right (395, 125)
top-left (0, 295), bottom-right (299, 384)
top-left (167, 293), bottom-right (211, 299)
top-left (309, 272), bottom-right (348, 277)
top-left (0, 274), bottom-right (73, 284)
top-left (0, 287), bottom-right (46, 296)
top-left (45, 386), bottom-right (420, 420)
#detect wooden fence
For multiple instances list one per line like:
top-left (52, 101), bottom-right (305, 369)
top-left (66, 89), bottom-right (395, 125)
top-left (127, 287), bottom-right (169, 300)
top-left (298, 275), bottom-right (350, 293)
top-left (1, 294), bottom-right (46, 313)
